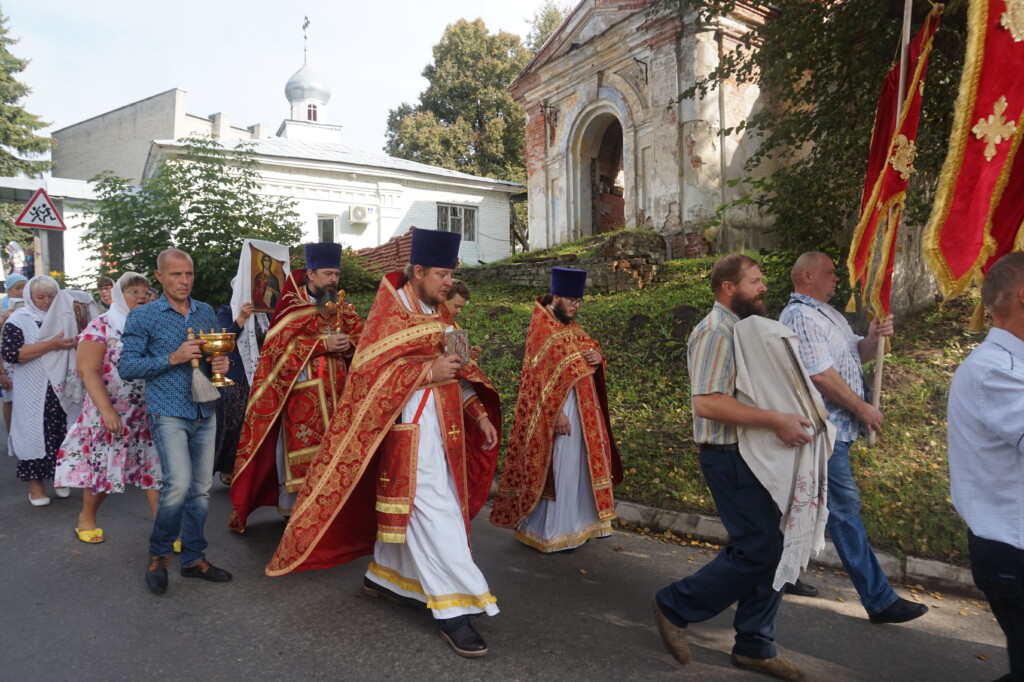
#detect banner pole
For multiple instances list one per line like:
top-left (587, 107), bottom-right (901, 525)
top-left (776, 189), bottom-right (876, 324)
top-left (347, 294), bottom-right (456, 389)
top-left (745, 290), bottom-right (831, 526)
top-left (869, 0), bottom-right (913, 447)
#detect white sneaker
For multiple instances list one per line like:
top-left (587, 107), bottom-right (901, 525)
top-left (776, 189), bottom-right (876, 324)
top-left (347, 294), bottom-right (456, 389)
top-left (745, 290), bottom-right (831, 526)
top-left (54, 487), bottom-right (71, 498)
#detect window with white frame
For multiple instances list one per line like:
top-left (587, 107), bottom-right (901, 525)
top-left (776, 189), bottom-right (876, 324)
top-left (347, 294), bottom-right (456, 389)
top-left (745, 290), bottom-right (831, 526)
top-left (436, 204), bottom-right (476, 242)
top-left (318, 216), bottom-right (336, 242)
top-left (307, 104), bottom-right (318, 122)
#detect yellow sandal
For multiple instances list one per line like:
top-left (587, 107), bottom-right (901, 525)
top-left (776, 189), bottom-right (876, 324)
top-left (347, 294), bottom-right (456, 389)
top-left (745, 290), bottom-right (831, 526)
top-left (74, 527), bottom-right (104, 544)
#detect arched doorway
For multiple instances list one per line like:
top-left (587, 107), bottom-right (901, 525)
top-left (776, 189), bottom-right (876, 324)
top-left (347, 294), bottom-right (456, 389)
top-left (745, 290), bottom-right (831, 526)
top-left (574, 112), bottom-right (625, 238)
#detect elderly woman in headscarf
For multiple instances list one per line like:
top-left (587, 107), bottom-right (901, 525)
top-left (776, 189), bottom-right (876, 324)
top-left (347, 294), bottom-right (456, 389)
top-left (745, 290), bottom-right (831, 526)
top-left (0, 273), bottom-right (28, 432)
top-left (1, 275), bottom-right (76, 505)
top-left (55, 273), bottom-right (163, 542)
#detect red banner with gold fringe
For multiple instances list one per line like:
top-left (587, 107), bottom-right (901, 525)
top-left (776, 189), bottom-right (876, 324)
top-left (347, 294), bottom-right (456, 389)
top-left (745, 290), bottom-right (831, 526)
top-left (924, 0), bottom-right (1024, 300)
top-left (848, 5), bottom-right (942, 318)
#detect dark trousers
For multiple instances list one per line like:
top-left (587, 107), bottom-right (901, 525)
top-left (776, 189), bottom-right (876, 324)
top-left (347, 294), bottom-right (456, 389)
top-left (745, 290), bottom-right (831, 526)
top-left (969, 530), bottom-right (1024, 681)
top-left (656, 449), bottom-right (784, 659)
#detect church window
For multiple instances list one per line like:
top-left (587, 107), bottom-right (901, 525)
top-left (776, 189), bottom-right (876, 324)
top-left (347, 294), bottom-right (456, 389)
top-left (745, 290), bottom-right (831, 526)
top-left (307, 104), bottom-right (318, 122)
top-left (437, 205), bottom-right (476, 242)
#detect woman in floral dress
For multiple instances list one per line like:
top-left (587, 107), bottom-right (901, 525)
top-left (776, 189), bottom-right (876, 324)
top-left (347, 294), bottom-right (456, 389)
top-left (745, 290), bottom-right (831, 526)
top-left (55, 272), bottom-right (163, 543)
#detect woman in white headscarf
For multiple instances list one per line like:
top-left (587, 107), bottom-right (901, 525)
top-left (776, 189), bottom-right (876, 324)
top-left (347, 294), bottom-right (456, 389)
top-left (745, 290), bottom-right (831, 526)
top-left (1, 275), bottom-right (76, 505)
top-left (55, 273), bottom-right (163, 543)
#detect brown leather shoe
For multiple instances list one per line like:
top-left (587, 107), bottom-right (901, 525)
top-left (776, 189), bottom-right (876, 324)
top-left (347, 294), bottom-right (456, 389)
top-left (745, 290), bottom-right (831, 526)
top-left (652, 597), bottom-right (691, 665)
top-left (731, 654), bottom-right (805, 681)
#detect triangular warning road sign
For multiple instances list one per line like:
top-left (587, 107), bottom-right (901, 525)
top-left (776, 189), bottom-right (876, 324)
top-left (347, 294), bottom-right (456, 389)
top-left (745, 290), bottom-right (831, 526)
top-left (15, 188), bottom-right (66, 231)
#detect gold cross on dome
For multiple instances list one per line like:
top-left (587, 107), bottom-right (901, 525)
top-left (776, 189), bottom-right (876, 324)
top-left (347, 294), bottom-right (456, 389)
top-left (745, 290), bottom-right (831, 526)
top-left (972, 96), bottom-right (1017, 162)
top-left (448, 424), bottom-right (461, 440)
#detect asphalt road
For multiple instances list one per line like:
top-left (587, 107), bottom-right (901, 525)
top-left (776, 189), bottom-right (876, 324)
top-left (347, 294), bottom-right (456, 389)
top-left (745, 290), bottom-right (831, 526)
top-left (0, 450), bottom-right (1010, 681)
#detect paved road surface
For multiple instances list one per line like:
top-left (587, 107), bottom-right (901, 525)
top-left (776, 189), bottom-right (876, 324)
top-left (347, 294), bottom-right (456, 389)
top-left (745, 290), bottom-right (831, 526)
top-left (0, 451), bottom-right (1009, 681)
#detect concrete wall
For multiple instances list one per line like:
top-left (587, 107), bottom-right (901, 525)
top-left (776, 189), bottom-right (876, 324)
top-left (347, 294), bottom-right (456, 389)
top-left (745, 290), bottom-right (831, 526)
top-left (53, 89), bottom-right (260, 185)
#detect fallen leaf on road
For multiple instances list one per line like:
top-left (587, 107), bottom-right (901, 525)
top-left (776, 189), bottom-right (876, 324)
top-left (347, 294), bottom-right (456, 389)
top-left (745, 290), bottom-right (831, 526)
top-left (976, 654), bottom-right (988, 661)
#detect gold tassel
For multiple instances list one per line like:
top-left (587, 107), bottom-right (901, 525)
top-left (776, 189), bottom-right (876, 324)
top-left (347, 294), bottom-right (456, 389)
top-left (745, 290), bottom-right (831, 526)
top-left (846, 294), bottom-right (858, 313)
top-left (968, 300), bottom-right (986, 332)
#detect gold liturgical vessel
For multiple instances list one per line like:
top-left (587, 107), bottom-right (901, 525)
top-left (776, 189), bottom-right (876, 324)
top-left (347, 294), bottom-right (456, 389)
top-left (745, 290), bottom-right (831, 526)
top-left (199, 329), bottom-right (236, 387)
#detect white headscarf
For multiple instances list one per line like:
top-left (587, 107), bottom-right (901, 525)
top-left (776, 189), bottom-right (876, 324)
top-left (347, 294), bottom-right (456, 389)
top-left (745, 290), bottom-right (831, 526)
top-left (39, 286), bottom-right (99, 427)
top-left (21, 275), bottom-right (60, 324)
top-left (107, 271), bottom-right (142, 333)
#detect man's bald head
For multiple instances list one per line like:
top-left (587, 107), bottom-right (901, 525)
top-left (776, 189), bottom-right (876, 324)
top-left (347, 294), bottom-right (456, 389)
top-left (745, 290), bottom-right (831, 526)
top-left (791, 251), bottom-right (838, 303)
top-left (790, 252), bottom-right (829, 287)
top-left (157, 248), bottom-right (192, 270)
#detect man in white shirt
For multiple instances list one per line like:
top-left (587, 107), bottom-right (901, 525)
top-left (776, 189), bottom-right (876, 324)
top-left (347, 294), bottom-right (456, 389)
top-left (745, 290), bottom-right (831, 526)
top-left (948, 252), bottom-right (1024, 681)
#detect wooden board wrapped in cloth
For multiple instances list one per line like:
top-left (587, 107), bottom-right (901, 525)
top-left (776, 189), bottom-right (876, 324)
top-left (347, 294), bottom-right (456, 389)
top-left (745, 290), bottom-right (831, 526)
top-left (733, 316), bottom-right (834, 591)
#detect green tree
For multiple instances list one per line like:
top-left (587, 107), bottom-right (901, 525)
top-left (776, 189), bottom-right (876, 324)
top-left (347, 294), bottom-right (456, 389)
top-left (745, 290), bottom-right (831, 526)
top-left (0, 202), bottom-right (32, 252)
top-left (384, 18), bottom-right (531, 184)
top-left (84, 136), bottom-right (303, 307)
top-left (664, 0), bottom-right (967, 251)
top-left (0, 11), bottom-right (54, 177)
top-left (526, 0), bottom-right (571, 53)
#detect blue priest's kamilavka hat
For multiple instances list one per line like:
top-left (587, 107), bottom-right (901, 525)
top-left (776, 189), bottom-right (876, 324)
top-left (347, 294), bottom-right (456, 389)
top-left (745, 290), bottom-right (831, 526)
top-left (550, 267), bottom-right (587, 299)
top-left (305, 242), bottom-right (342, 270)
top-left (409, 227), bottom-right (461, 269)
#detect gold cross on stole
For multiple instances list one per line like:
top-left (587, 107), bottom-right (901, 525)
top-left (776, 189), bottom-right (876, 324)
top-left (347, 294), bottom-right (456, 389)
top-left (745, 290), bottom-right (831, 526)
top-left (972, 96), bottom-right (1017, 162)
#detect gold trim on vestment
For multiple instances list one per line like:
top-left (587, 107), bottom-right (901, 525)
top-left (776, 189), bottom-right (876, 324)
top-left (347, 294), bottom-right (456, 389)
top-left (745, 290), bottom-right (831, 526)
top-left (367, 562), bottom-right (497, 610)
top-left (515, 521), bottom-right (613, 553)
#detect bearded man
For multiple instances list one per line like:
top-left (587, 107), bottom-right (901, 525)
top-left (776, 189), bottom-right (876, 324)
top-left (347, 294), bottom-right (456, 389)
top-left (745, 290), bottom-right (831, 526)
top-left (266, 228), bottom-right (502, 659)
top-left (491, 267), bottom-right (622, 552)
top-left (652, 253), bottom-right (815, 681)
top-left (229, 242), bottom-right (363, 531)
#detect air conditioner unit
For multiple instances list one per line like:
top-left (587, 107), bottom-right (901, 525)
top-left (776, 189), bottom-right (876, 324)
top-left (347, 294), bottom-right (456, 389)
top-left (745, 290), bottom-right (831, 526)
top-left (349, 205), bottom-right (373, 224)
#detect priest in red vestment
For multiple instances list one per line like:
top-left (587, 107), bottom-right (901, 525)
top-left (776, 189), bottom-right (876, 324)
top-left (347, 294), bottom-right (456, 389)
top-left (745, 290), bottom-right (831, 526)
top-left (229, 242), bottom-right (363, 532)
top-left (490, 267), bottom-right (622, 551)
top-left (266, 228), bottom-right (501, 658)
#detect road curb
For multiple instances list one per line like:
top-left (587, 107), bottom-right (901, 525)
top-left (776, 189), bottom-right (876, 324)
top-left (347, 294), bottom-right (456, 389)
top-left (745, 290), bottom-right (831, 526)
top-left (613, 500), bottom-right (985, 600)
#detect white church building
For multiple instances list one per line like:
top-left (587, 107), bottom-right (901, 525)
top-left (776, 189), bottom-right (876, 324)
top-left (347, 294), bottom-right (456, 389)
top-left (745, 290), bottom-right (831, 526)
top-left (45, 59), bottom-right (520, 280)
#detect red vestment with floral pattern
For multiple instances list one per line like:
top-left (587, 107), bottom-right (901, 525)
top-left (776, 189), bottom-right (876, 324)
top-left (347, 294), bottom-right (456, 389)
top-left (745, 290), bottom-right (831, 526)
top-left (229, 271), bottom-right (363, 533)
top-left (266, 272), bottom-right (500, 575)
top-left (490, 299), bottom-right (622, 530)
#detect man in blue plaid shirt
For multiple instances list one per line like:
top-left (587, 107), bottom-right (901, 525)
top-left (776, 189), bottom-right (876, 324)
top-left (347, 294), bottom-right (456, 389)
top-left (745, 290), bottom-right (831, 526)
top-left (779, 252), bottom-right (927, 626)
top-left (120, 248), bottom-right (232, 595)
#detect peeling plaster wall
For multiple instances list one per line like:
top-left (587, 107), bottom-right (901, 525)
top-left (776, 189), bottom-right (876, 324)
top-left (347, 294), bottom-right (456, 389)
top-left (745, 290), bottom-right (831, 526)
top-left (513, 0), bottom-right (774, 253)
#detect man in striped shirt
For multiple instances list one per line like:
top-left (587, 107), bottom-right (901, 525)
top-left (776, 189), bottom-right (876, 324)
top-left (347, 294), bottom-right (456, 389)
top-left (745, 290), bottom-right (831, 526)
top-left (653, 253), bottom-right (812, 682)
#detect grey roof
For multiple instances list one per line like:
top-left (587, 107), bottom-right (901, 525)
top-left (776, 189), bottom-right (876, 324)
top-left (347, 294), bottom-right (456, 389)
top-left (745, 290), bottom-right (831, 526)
top-left (154, 137), bottom-right (522, 189)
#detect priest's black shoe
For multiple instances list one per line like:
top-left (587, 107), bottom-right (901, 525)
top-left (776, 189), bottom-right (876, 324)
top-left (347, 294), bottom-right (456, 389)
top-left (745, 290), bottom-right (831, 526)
top-left (784, 578), bottom-right (819, 597)
top-left (868, 597), bottom-right (928, 624)
top-left (146, 555), bottom-right (169, 595)
top-left (438, 616), bottom-right (488, 658)
top-left (181, 558), bottom-right (232, 582)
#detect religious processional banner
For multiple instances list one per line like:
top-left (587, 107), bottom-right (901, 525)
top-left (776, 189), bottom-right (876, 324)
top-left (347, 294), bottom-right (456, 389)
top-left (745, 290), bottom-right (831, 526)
top-left (923, 0), bottom-right (1024, 300)
top-left (848, 5), bottom-right (942, 317)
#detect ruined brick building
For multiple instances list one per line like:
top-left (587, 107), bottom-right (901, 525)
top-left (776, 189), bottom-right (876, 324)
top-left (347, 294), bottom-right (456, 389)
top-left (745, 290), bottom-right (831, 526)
top-left (511, 0), bottom-right (776, 256)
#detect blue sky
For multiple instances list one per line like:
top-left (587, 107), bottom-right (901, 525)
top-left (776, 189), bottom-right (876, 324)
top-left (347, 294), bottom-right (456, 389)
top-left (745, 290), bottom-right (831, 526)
top-left (5, 0), bottom-right (555, 155)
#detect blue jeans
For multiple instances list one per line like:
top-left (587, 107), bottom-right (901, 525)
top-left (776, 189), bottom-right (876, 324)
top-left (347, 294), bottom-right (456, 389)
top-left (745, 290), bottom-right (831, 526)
top-left (148, 414), bottom-right (216, 567)
top-left (656, 449), bottom-right (784, 659)
top-left (827, 439), bottom-right (897, 615)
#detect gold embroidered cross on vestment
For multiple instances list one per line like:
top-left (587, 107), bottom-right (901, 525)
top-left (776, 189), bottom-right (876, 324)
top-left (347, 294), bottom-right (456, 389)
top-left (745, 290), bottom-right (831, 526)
top-left (448, 424), bottom-right (461, 440)
top-left (972, 96), bottom-right (1017, 162)
top-left (1001, 0), bottom-right (1024, 42)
